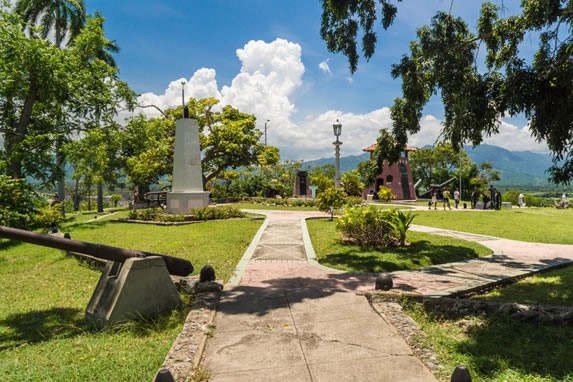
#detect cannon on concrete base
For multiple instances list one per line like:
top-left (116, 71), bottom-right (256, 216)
top-left (0, 225), bottom-right (193, 328)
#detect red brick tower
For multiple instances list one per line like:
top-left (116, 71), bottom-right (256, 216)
top-left (362, 144), bottom-right (417, 200)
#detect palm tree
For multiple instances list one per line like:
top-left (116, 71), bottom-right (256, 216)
top-left (91, 11), bottom-right (119, 67)
top-left (15, 0), bottom-right (86, 47)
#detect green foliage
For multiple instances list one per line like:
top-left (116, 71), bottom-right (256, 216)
top-left (321, 1), bottom-right (573, 184)
top-left (33, 204), bottom-right (64, 230)
top-left (110, 193), bottom-right (122, 207)
top-left (320, 0), bottom-right (401, 73)
top-left (345, 196), bottom-right (364, 207)
top-left (309, 164), bottom-right (335, 194)
top-left (336, 206), bottom-right (414, 247)
top-left (377, 186), bottom-right (395, 201)
top-left (0, 9), bottom-right (133, 182)
top-left (189, 206), bottom-right (245, 221)
top-left (128, 206), bottom-right (245, 222)
top-left (388, 209), bottom-right (416, 247)
top-left (409, 143), bottom-right (499, 199)
top-left (341, 169), bottom-right (364, 196)
top-left (356, 159), bottom-right (379, 186)
top-left (316, 187), bottom-right (347, 220)
top-left (248, 197), bottom-right (317, 208)
top-left (0, 175), bottom-right (40, 228)
top-left (15, 0), bottom-right (86, 48)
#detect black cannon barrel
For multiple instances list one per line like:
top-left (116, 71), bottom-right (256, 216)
top-left (0, 225), bottom-right (193, 277)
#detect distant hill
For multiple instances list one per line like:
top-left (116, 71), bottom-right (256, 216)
top-left (464, 144), bottom-right (553, 186)
top-left (302, 144), bottom-right (553, 186)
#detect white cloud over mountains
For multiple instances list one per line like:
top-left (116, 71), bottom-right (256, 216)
top-left (131, 38), bottom-right (548, 161)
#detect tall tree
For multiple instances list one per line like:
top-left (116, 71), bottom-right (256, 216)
top-left (15, 0), bottom-right (85, 47)
top-left (119, 99), bottom-right (278, 194)
top-left (0, 10), bottom-right (132, 184)
top-left (321, 1), bottom-right (573, 184)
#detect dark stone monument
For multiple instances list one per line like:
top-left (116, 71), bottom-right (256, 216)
top-left (294, 171), bottom-right (310, 197)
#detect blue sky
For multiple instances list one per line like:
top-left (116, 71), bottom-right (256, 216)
top-left (84, 0), bottom-right (546, 160)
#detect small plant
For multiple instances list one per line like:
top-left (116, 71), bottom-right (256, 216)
top-left (316, 187), bottom-right (347, 220)
top-left (388, 209), bottom-right (416, 247)
top-left (377, 186), bottom-right (396, 202)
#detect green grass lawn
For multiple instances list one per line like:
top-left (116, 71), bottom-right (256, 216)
top-left (473, 265), bottom-right (573, 307)
top-left (0, 218), bottom-right (261, 381)
top-left (306, 218), bottom-right (492, 272)
top-left (408, 305), bottom-right (573, 382)
top-left (413, 207), bottom-right (573, 244)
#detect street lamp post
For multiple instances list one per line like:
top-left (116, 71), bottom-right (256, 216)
top-left (332, 119), bottom-right (343, 189)
top-left (264, 120), bottom-right (270, 146)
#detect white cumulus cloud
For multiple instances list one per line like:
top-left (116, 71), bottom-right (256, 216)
top-left (126, 38), bottom-right (548, 161)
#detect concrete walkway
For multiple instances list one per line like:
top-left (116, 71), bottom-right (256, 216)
top-left (200, 209), bottom-right (573, 381)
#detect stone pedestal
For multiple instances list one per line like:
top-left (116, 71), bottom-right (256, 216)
top-left (167, 118), bottom-right (209, 214)
top-left (167, 191), bottom-right (210, 212)
top-left (86, 257), bottom-right (181, 329)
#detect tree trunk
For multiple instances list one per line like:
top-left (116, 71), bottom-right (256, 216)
top-left (56, 143), bottom-right (66, 218)
top-left (97, 182), bottom-right (104, 213)
top-left (74, 178), bottom-right (80, 211)
top-left (6, 81), bottom-right (38, 178)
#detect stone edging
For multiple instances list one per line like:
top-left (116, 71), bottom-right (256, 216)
top-left (156, 278), bottom-right (222, 382)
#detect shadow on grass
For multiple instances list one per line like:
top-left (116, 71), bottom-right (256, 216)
top-left (453, 316), bottom-right (573, 380)
top-left (319, 240), bottom-right (482, 273)
top-left (0, 238), bottom-right (23, 251)
top-left (0, 307), bottom-right (85, 350)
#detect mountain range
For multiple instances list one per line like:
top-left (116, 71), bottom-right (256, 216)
top-left (302, 144), bottom-right (554, 186)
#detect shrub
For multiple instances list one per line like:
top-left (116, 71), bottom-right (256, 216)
top-left (189, 206), bottom-right (245, 221)
top-left (32, 205), bottom-right (64, 231)
top-left (316, 187), bottom-right (347, 220)
top-left (346, 196), bottom-right (364, 207)
top-left (336, 206), bottom-right (398, 247)
top-left (377, 186), bottom-right (396, 202)
top-left (0, 176), bottom-right (42, 228)
top-left (128, 208), bottom-right (163, 221)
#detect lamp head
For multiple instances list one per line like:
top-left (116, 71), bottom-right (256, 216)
top-left (333, 119), bottom-right (342, 137)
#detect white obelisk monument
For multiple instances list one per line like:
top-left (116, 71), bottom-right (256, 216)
top-left (166, 117), bottom-right (210, 213)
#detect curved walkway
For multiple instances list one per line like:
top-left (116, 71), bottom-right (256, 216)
top-left (200, 209), bottom-right (573, 382)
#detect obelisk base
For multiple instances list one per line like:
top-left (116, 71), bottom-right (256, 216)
top-left (167, 191), bottom-right (209, 214)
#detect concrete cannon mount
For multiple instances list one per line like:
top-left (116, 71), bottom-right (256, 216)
top-left (86, 256), bottom-right (181, 329)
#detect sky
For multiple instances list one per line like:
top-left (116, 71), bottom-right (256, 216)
top-left (83, 0), bottom-right (549, 161)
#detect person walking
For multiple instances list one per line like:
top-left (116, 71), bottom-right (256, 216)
top-left (517, 193), bottom-right (524, 207)
top-left (442, 190), bottom-right (452, 210)
top-left (430, 190), bottom-right (438, 210)
top-left (453, 189), bottom-right (460, 209)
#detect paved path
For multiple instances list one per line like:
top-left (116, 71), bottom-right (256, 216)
top-left (200, 209), bottom-right (573, 382)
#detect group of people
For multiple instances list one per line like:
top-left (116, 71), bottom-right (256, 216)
top-left (429, 188), bottom-right (460, 210)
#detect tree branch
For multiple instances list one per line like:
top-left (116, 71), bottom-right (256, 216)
top-left (132, 103), bottom-right (168, 118)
